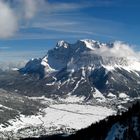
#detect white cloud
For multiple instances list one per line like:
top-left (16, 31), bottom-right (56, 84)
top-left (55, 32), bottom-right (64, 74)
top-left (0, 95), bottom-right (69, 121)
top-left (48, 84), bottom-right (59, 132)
top-left (13, 0), bottom-right (46, 20)
top-left (0, 0), bottom-right (91, 39)
top-left (90, 41), bottom-right (140, 59)
top-left (23, 0), bottom-right (37, 19)
top-left (0, 0), bottom-right (44, 39)
top-left (0, 0), bottom-right (130, 41)
top-left (0, 1), bottom-right (18, 38)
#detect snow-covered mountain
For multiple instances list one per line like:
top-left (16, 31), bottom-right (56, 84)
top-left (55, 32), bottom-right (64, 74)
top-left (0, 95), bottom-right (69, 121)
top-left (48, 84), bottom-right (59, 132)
top-left (18, 39), bottom-right (140, 100)
top-left (0, 39), bottom-right (140, 139)
top-left (20, 39), bottom-right (140, 72)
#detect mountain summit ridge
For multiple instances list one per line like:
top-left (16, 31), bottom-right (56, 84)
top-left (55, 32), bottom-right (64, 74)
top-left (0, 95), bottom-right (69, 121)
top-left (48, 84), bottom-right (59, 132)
top-left (20, 39), bottom-right (140, 76)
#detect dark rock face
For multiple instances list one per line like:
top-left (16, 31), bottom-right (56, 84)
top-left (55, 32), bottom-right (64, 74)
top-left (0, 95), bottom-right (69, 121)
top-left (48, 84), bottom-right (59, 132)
top-left (19, 58), bottom-right (45, 79)
top-left (1, 65), bottom-right (140, 101)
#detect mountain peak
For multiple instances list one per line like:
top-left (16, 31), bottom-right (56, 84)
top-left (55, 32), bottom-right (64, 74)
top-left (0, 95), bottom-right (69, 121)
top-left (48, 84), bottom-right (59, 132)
top-left (80, 39), bottom-right (96, 45)
top-left (56, 40), bottom-right (69, 48)
top-left (79, 39), bottom-right (105, 50)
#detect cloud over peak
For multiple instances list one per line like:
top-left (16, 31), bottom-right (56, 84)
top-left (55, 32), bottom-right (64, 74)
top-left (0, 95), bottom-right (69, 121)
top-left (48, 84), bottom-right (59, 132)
top-left (89, 41), bottom-right (140, 60)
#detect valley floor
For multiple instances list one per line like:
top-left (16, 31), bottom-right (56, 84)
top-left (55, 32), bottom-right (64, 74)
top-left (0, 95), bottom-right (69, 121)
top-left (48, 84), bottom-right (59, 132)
top-left (0, 97), bottom-right (116, 139)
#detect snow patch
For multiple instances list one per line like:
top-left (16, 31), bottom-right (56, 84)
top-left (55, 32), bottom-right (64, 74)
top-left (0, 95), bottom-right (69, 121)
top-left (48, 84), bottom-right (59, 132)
top-left (0, 104), bottom-right (13, 110)
top-left (107, 93), bottom-right (116, 99)
top-left (103, 65), bottom-right (115, 71)
top-left (59, 95), bottom-right (85, 103)
top-left (93, 88), bottom-right (106, 102)
top-left (56, 40), bottom-right (68, 48)
top-left (119, 93), bottom-right (129, 99)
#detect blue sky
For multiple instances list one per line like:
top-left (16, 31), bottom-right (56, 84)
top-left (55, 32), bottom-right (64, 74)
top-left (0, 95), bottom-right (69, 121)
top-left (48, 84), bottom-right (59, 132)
top-left (0, 0), bottom-right (140, 61)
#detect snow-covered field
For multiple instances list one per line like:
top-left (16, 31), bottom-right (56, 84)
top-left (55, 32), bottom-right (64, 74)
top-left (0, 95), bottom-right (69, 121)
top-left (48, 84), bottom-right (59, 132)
top-left (0, 98), bottom-right (116, 139)
top-left (42, 104), bottom-right (115, 130)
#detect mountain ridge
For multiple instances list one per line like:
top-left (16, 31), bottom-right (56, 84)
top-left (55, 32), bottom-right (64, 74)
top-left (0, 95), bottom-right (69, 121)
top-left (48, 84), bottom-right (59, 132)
top-left (16, 39), bottom-right (140, 100)
top-left (19, 39), bottom-right (140, 76)
top-left (0, 39), bottom-right (138, 104)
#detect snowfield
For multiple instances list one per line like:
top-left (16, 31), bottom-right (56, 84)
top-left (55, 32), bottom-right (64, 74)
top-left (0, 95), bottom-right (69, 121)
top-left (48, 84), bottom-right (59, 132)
top-left (0, 98), bottom-right (116, 139)
top-left (42, 103), bottom-right (115, 130)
